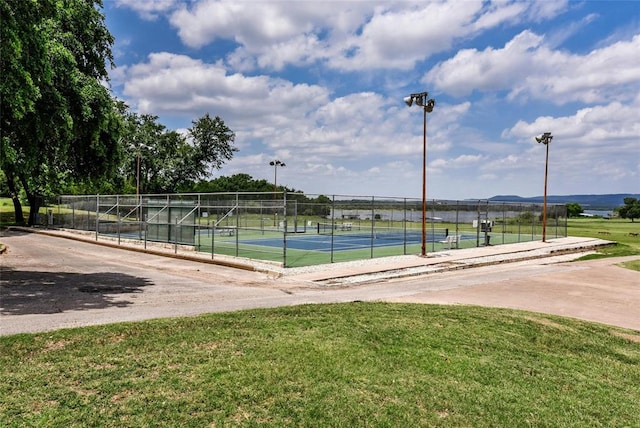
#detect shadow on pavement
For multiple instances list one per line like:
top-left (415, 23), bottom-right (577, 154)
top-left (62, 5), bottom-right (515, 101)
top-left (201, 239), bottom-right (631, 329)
top-left (0, 268), bottom-right (153, 315)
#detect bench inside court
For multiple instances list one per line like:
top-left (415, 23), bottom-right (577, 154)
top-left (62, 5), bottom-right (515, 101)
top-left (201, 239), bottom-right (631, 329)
top-left (217, 226), bottom-right (236, 236)
top-left (440, 234), bottom-right (461, 249)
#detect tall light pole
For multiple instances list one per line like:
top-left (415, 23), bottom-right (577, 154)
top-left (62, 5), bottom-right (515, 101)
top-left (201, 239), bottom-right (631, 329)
top-left (404, 92), bottom-right (435, 256)
top-left (535, 132), bottom-right (553, 242)
top-left (270, 160), bottom-right (285, 227)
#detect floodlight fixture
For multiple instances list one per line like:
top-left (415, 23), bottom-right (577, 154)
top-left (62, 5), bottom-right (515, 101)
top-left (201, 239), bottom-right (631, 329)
top-left (425, 98), bottom-right (436, 113)
top-left (535, 132), bottom-right (553, 144)
top-left (405, 91), bottom-right (436, 256)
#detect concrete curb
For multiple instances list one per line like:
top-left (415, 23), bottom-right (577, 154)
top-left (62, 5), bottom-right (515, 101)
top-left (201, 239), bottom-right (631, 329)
top-left (287, 237), bottom-right (615, 284)
top-left (312, 244), bottom-right (613, 286)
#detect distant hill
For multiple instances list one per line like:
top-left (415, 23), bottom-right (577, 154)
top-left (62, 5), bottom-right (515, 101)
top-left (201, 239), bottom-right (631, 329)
top-left (488, 194), bottom-right (640, 209)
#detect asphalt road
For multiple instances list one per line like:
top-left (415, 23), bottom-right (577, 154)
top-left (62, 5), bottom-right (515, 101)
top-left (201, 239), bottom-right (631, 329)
top-left (1, 229), bottom-right (639, 336)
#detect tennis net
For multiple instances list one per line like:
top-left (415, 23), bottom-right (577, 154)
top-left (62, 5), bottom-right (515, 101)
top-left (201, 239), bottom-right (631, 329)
top-left (316, 222), bottom-right (448, 242)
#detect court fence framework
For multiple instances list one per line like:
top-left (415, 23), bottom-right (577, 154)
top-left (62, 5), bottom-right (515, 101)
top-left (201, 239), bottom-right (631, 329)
top-left (49, 192), bottom-right (568, 268)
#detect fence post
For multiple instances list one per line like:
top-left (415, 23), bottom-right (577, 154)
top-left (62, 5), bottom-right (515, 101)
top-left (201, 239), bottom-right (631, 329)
top-left (235, 192), bottom-right (239, 257)
top-left (197, 194), bottom-right (201, 251)
top-left (431, 199), bottom-right (436, 252)
top-left (502, 202), bottom-right (506, 245)
top-left (283, 191), bottom-right (287, 267)
top-left (484, 200), bottom-right (490, 246)
top-left (455, 200), bottom-right (460, 249)
top-left (403, 198), bottom-right (407, 255)
top-left (517, 204), bottom-right (522, 243)
top-left (117, 195), bottom-right (121, 245)
top-left (211, 218), bottom-right (215, 260)
top-left (370, 196), bottom-right (375, 259)
top-left (174, 216), bottom-right (178, 254)
top-left (166, 194), bottom-right (171, 245)
top-left (138, 193), bottom-right (143, 240)
top-left (330, 195), bottom-right (335, 263)
top-left (69, 196), bottom-right (74, 229)
top-left (531, 204), bottom-right (536, 241)
top-left (475, 201), bottom-right (481, 247)
top-left (95, 195), bottom-right (100, 241)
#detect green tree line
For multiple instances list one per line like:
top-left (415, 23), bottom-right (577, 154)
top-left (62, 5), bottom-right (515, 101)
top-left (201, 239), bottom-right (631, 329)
top-left (1, 0), bottom-right (237, 225)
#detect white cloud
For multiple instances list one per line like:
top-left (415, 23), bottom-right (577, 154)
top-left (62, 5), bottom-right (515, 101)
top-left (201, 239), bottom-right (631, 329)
top-left (501, 100), bottom-right (640, 189)
top-left (471, 1), bottom-right (527, 31)
top-left (163, 1), bottom-right (569, 72)
top-left (526, 0), bottom-right (569, 22)
top-left (169, 1), bottom-right (334, 52)
top-left (544, 13), bottom-right (598, 48)
top-left (328, 1), bottom-right (560, 71)
top-left (504, 100), bottom-right (640, 144)
top-left (425, 31), bottom-right (640, 104)
top-left (114, 0), bottom-right (179, 20)
top-left (329, 2), bottom-right (484, 71)
top-left (121, 52), bottom-right (330, 121)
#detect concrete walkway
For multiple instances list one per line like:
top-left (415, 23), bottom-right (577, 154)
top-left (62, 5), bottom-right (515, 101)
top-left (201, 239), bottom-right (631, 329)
top-left (3, 228), bottom-right (638, 335)
top-left (285, 236), bottom-right (615, 284)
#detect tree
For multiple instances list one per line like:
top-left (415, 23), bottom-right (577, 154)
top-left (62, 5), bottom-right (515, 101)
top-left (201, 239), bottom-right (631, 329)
top-left (566, 202), bottom-right (583, 218)
top-left (618, 197), bottom-right (640, 223)
top-left (1, 0), bottom-right (120, 225)
top-left (179, 113), bottom-right (237, 189)
top-left (123, 113), bottom-right (176, 195)
top-left (188, 114), bottom-right (236, 171)
top-left (119, 112), bottom-right (237, 195)
top-left (190, 174), bottom-right (272, 193)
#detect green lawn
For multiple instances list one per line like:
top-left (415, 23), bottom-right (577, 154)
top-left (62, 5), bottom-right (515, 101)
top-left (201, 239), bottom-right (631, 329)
top-left (1, 303), bottom-right (639, 427)
top-left (567, 217), bottom-right (640, 261)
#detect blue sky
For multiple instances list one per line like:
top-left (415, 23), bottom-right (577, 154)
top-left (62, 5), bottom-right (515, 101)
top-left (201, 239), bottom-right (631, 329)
top-left (104, 0), bottom-right (639, 199)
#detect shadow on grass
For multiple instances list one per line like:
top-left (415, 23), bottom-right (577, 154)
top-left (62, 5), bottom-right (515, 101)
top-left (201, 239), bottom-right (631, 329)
top-left (0, 268), bottom-right (153, 315)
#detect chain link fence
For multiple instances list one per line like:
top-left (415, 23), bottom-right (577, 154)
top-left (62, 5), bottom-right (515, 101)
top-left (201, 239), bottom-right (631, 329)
top-left (49, 192), bottom-right (567, 267)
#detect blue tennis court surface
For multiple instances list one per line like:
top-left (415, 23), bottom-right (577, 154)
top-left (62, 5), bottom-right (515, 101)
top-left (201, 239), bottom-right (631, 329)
top-left (240, 232), bottom-right (468, 252)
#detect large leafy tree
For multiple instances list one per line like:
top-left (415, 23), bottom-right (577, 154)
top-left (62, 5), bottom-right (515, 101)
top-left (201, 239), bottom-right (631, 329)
top-left (121, 112), bottom-right (237, 195)
top-left (177, 113), bottom-right (237, 191)
top-left (618, 197), bottom-right (640, 223)
top-left (1, 0), bottom-right (120, 225)
top-left (566, 202), bottom-right (583, 218)
top-left (120, 113), bottom-right (173, 195)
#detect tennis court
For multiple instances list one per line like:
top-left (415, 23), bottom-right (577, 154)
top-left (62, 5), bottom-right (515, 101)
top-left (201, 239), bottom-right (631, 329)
top-left (238, 225), bottom-right (468, 253)
top-left (55, 192), bottom-right (568, 267)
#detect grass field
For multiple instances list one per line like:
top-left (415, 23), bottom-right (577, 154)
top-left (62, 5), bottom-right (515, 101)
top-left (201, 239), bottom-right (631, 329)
top-left (566, 217), bottom-right (640, 261)
top-left (1, 303), bottom-right (639, 427)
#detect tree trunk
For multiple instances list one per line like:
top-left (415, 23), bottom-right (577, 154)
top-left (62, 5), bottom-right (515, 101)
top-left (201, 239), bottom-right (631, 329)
top-left (6, 173), bottom-right (25, 224)
top-left (26, 192), bottom-right (43, 226)
top-left (18, 175), bottom-right (42, 226)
